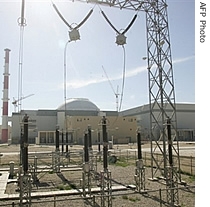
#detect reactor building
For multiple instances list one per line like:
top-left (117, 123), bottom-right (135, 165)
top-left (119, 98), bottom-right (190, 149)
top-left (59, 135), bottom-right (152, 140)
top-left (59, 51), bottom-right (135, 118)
top-left (9, 98), bottom-right (195, 145)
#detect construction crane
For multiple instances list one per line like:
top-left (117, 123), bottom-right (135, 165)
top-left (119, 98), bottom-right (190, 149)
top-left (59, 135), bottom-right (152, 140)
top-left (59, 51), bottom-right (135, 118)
top-left (102, 66), bottom-right (120, 112)
top-left (12, 94), bottom-right (34, 112)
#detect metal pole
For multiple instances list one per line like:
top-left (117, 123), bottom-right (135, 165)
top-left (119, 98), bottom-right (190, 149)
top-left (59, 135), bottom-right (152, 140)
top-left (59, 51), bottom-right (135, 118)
top-left (66, 132), bottom-right (68, 153)
top-left (98, 130), bottom-right (101, 152)
top-left (20, 129), bottom-right (23, 167)
top-left (84, 132), bottom-right (89, 163)
top-left (61, 131), bottom-right (64, 154)
top-left (83, 130), bottom-right (91, 197)
top-left (167, 118), bottom-right (173, 166)
top-left (102, 116), bottom-right (108, 171)
top-left (137, 131), bottom-right (142, 160)
top-left (22, 114), bottom-right (28, 174)
top-left (55, 127), bottom-right (59, 151)
top-left (88, 125), bottom-right (92, 149)
top-left (20, 0), bottom-right (25, 26)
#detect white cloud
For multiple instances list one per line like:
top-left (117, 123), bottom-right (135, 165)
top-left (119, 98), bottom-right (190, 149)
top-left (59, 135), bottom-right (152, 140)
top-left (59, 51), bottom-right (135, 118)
top-left (172, 56), bottom-right (194, 64)
top-left (67, 65), bottom-right (146, 89)
top-left (61, 56), bottom-right (194, 89)
top-left (67, 78), bottom-right (106, 89)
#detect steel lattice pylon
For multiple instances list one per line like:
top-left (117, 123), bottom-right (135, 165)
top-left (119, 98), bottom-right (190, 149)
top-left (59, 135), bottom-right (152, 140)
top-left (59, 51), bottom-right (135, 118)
top-left (71, 0), bottom-right (181, 181)
top-left (145, 1), bottom-right (181, 180)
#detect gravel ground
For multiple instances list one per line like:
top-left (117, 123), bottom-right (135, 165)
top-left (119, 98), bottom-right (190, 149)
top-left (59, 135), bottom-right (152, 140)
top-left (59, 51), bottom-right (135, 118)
top-left (0, 143), bottom-right (195, 207)
top-left (2, 163), bottom-right (194, 207)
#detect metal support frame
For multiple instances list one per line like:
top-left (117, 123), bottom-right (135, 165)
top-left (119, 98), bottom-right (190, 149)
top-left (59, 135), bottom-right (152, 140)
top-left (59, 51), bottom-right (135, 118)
top-left (19, 114), bottom-right (31, 206)
top-left (31, 156), bottom-right (38, 183)
top-left (100, 170), bottom-right (112, 207)
top-left (82, 163), bottom-right (91, 197)
top-left (19, 173), bottom-right (31, 207)
top-left (165, 118), bottom-right (179, 206)
top-left (92, 155), bottom-right (98, 177)
top-left (166, 166), bottom-right (179, 206)
top-left (146, 0), bottom-right (181, 181)
top-left (134, 159), bottom-right (145, 192)
top-left (52, 150), bottom-right (60, 173)
top-left (89, 148), bottom-right (94, 171)
top-left (88, 153), bottom-right (98, 180)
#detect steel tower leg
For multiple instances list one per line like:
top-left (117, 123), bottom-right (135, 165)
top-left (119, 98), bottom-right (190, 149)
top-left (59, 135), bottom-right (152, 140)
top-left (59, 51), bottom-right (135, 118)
top-left (166, 118), bottom-right (179, 206)
top-left (145, 1), bottom-right (181, 181)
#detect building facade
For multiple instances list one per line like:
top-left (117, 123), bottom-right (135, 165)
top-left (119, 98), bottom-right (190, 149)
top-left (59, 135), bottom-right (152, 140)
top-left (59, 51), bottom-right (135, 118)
top-left (10, 99), bottom-right (195, 144)
top-left (119, 103), bottom-right (195, 141)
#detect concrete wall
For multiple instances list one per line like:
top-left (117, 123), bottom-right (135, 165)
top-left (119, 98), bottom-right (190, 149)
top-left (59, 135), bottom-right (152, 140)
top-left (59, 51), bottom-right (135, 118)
top-left (65, 115), bottom-right (137, 145)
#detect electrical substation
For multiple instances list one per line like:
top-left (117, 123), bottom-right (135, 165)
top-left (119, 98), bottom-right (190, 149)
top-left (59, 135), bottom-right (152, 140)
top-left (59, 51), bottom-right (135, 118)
top-left (0, 0), bottom-right (195, 206)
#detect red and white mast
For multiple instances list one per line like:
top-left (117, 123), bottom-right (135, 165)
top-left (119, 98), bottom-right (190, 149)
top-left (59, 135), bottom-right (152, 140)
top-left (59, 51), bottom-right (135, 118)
top-left (1, 48), bottom-right (11, 143)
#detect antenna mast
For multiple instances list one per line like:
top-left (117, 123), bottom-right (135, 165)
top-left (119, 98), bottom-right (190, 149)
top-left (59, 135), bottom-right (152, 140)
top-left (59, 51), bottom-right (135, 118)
top-left (17, 0), bottom-right (26, 113)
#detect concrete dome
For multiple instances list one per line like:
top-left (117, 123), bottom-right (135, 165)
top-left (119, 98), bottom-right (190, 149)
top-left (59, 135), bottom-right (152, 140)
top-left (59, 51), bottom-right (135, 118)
top-left (57, 98), bottom-right (100, 111)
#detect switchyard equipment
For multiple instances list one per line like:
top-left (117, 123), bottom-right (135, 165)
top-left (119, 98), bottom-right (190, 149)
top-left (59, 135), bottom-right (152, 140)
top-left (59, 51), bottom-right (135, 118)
top-left (71, 1), bottom-right (179, 206)
top-left (100, 116), bottom-right (112, 207)
top-left (9, 0), bottom-right (182, 206)
top-left (52, 127), bottom-right (61, 173)
top-left (100, 11), bottom-right (137, 111)
top-left (52, 2), bottom-right (94, 163)
top-left (67, 0), bottom-right (180, 205)
top-left (82, 130), bottom-right (92, 197)
top-left (52, 2), bottom-right (93, 42)
top-left (134, 130), bottom-right (146, 192)
top-left (19, 114), bottom-right (31, 207)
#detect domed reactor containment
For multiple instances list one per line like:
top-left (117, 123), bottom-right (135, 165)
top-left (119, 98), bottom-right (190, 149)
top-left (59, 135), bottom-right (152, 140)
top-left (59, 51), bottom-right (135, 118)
top-left (57, 98), bottom-right (100, 112)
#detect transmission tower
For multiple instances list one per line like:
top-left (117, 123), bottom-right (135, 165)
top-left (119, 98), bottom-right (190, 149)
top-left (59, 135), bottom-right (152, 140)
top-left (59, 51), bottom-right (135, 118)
top-left (72, 0), bottom-right (181, 180)
top-left (144, 0), bottom-right (181, 181)
top-left (65, 1), bottom-right (181, 206)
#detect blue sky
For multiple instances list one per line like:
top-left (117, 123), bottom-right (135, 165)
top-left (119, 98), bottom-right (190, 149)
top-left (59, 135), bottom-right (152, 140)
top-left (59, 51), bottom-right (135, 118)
top-left (0, 0), bottom-right (195, 116)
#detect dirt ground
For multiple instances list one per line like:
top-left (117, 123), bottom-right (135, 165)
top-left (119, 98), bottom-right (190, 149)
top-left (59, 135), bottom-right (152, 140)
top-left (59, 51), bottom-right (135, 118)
top-left (0, 142), bottom-right (195, 207)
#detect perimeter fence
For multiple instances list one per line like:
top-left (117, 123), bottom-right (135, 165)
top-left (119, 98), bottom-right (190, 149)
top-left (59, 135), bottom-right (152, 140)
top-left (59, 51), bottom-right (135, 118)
top-left (109, 149), bottom-right (195, 176)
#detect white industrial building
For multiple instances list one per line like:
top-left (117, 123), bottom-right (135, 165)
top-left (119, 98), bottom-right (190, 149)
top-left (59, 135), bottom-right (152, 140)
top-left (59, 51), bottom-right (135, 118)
top-left (9, 98), bottom-right (195, 144)
top-left (119, 102), bottom-right (195, 141)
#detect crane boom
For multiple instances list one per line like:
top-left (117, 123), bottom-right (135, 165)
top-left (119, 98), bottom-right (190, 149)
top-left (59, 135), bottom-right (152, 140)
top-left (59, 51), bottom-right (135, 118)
top-left (12, 94), bottom-right (34, 112)
top-left (102, 66), bottom-right (116, 95)
top-left (102, 66), bottom-right (119, 111)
